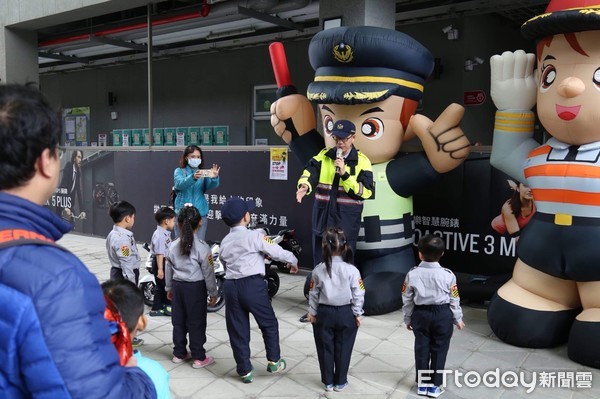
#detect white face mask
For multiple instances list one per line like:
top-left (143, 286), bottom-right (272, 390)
top-left (188, 158), bottom-right (201, 168)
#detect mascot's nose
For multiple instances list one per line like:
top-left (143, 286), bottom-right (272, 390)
top-left (557, 77), bottom-right (585, 98)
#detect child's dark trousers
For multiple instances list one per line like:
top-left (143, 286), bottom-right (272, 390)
top-left (171, 280), bottom-right (208, 361)
top-left (312, 304), bottom-right (357, 386)
top-left (224, 275), bottom-right (280, 376)
top-left (412, 304), bottom-right (453, 386)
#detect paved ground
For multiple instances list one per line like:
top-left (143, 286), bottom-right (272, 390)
top-left (59, 233), bottom-right (600, 399)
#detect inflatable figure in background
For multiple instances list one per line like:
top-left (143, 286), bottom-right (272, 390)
top-left (270, 26), bottom-right (471, 315)
top-left (488, 0), bottom-right (600, 368)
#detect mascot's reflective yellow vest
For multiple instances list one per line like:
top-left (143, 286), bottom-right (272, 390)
top-left (358, 161), bottom-right (414, 256)
top-left (354, 152), bottom-right (441, 278)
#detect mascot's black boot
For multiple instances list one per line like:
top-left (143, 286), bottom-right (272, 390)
top-left (568, 319), bottom-right (600, 368)
top-left (487, 293), bottom-right (579, 348)
top-left (362, 271), bottom-right (405, 316)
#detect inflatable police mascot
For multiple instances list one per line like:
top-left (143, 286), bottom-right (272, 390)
top-left (488, 0), bottom-right (600, 368)
top-left (270, 26), bottom-right (471, 315)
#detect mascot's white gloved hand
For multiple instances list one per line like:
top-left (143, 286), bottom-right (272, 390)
top-left (490, 50), bottom-right (537, 111)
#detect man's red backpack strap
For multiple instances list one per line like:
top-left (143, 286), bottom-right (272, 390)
top-left (0, 229), bottom-right (65, 250)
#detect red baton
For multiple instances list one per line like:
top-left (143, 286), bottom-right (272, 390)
top-left (269, 42), bottom-right (297, 98)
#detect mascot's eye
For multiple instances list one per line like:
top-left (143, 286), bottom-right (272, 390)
top-left (593, 68), bottom-right (600, 88)
top-left (361, 118), bottom-right (384, 140)
top-left (540, 65), bottom-right (556, 91)
top-left (323, 115), bottom-right (334, 136)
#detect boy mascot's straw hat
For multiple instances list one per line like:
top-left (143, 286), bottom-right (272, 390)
top-left (307, 26), bottom-right (434, 105)
top-left (522, 0), bottom-right (600, 40)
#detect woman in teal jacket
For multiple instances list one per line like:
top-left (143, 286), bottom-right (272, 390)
top-left (173, 145), bottom-right (220, 240)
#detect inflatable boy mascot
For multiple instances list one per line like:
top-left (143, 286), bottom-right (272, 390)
top-left (488, 0), bottom-right (600, 368)
top-left (271, 26), bottom-right (471, 315)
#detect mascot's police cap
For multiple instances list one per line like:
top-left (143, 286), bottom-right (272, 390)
top-left (522, 0), bottom-right (600, 40)
top-left (307, 26), bottom-right (434, 105)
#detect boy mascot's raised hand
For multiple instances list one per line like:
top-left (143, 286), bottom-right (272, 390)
top-left (488, 0), bottom-right (600, 368)
top-left (270, 26), bottom-right (470, 315)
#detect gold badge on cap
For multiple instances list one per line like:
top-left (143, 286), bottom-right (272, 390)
top-left (333, 42), bottom-right (353, 63)
top-left (307, 92), bottom-right (328, 101)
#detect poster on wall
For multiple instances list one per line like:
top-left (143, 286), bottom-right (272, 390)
top-left (48, 148), bottom-right (91, 234)
top-left (46, 149), bottom-right (127, 238)
top-left (63, 107), bottom-right (90, 146)
top-left (269, 148), bottom-right (288, 180)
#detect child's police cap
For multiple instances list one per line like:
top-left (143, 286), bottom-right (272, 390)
top-left (331, 120), bottom-right (356, 139)
top-left (221, 197), bottom-right (256, 225)
top-left (307, 26), bottom-right (434, 105)
top-left (522, 0), bottom-right (600, 41)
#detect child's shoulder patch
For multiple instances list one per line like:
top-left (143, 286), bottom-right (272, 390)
top-left (120, 245), bottom-right (130, 256)
top-left (451, 284), bottom-right (460, 298)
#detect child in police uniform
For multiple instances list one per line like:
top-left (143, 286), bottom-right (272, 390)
top-left (106, 200), bottom-right (143, 346)
top-left (219, 197), bottom-right (299, 383)
top-left (402, 235), bottom-right (465, 398)
top-left (106, 200), bottom-right (141, 285)
top-left (165, 205), bottom-right (218, 369)
top-left (149, 207), bottom-right (176, 317)
top-left (102, 279), bottom-right (171, 399)
top-left (307, 227), bottom-right (365, 392)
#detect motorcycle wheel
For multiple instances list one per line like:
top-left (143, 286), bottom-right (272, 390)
top-left (276, 263), bottom-right (291, 274)
top-left (303, 272), bottom-right (312, 300)
top-left (207, 277), bottom-right (225, 313)
top-left (140, 281), bottom-right (156, 307)
top-left (267, 269), bottom-right (280, 298)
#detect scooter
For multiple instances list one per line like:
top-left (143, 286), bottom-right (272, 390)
top-left (260, 227), bottom-right (302, 297)
top-left (264, 228), bottom-right (302, 273)
top-left (206, 241), bottom-right (226, 312)
top-left (139, 242), bottom-right (226, 312)
top-left (139, 243), bottom-right (156, 307)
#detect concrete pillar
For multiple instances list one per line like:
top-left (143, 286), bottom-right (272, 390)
top-left (2, 28), bottom-right (38, 84)
top-left (319, 0), bottom-right (395, 29)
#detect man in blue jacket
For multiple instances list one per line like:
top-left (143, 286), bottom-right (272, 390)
top-left (0, 84), bottom-right (156, 398)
